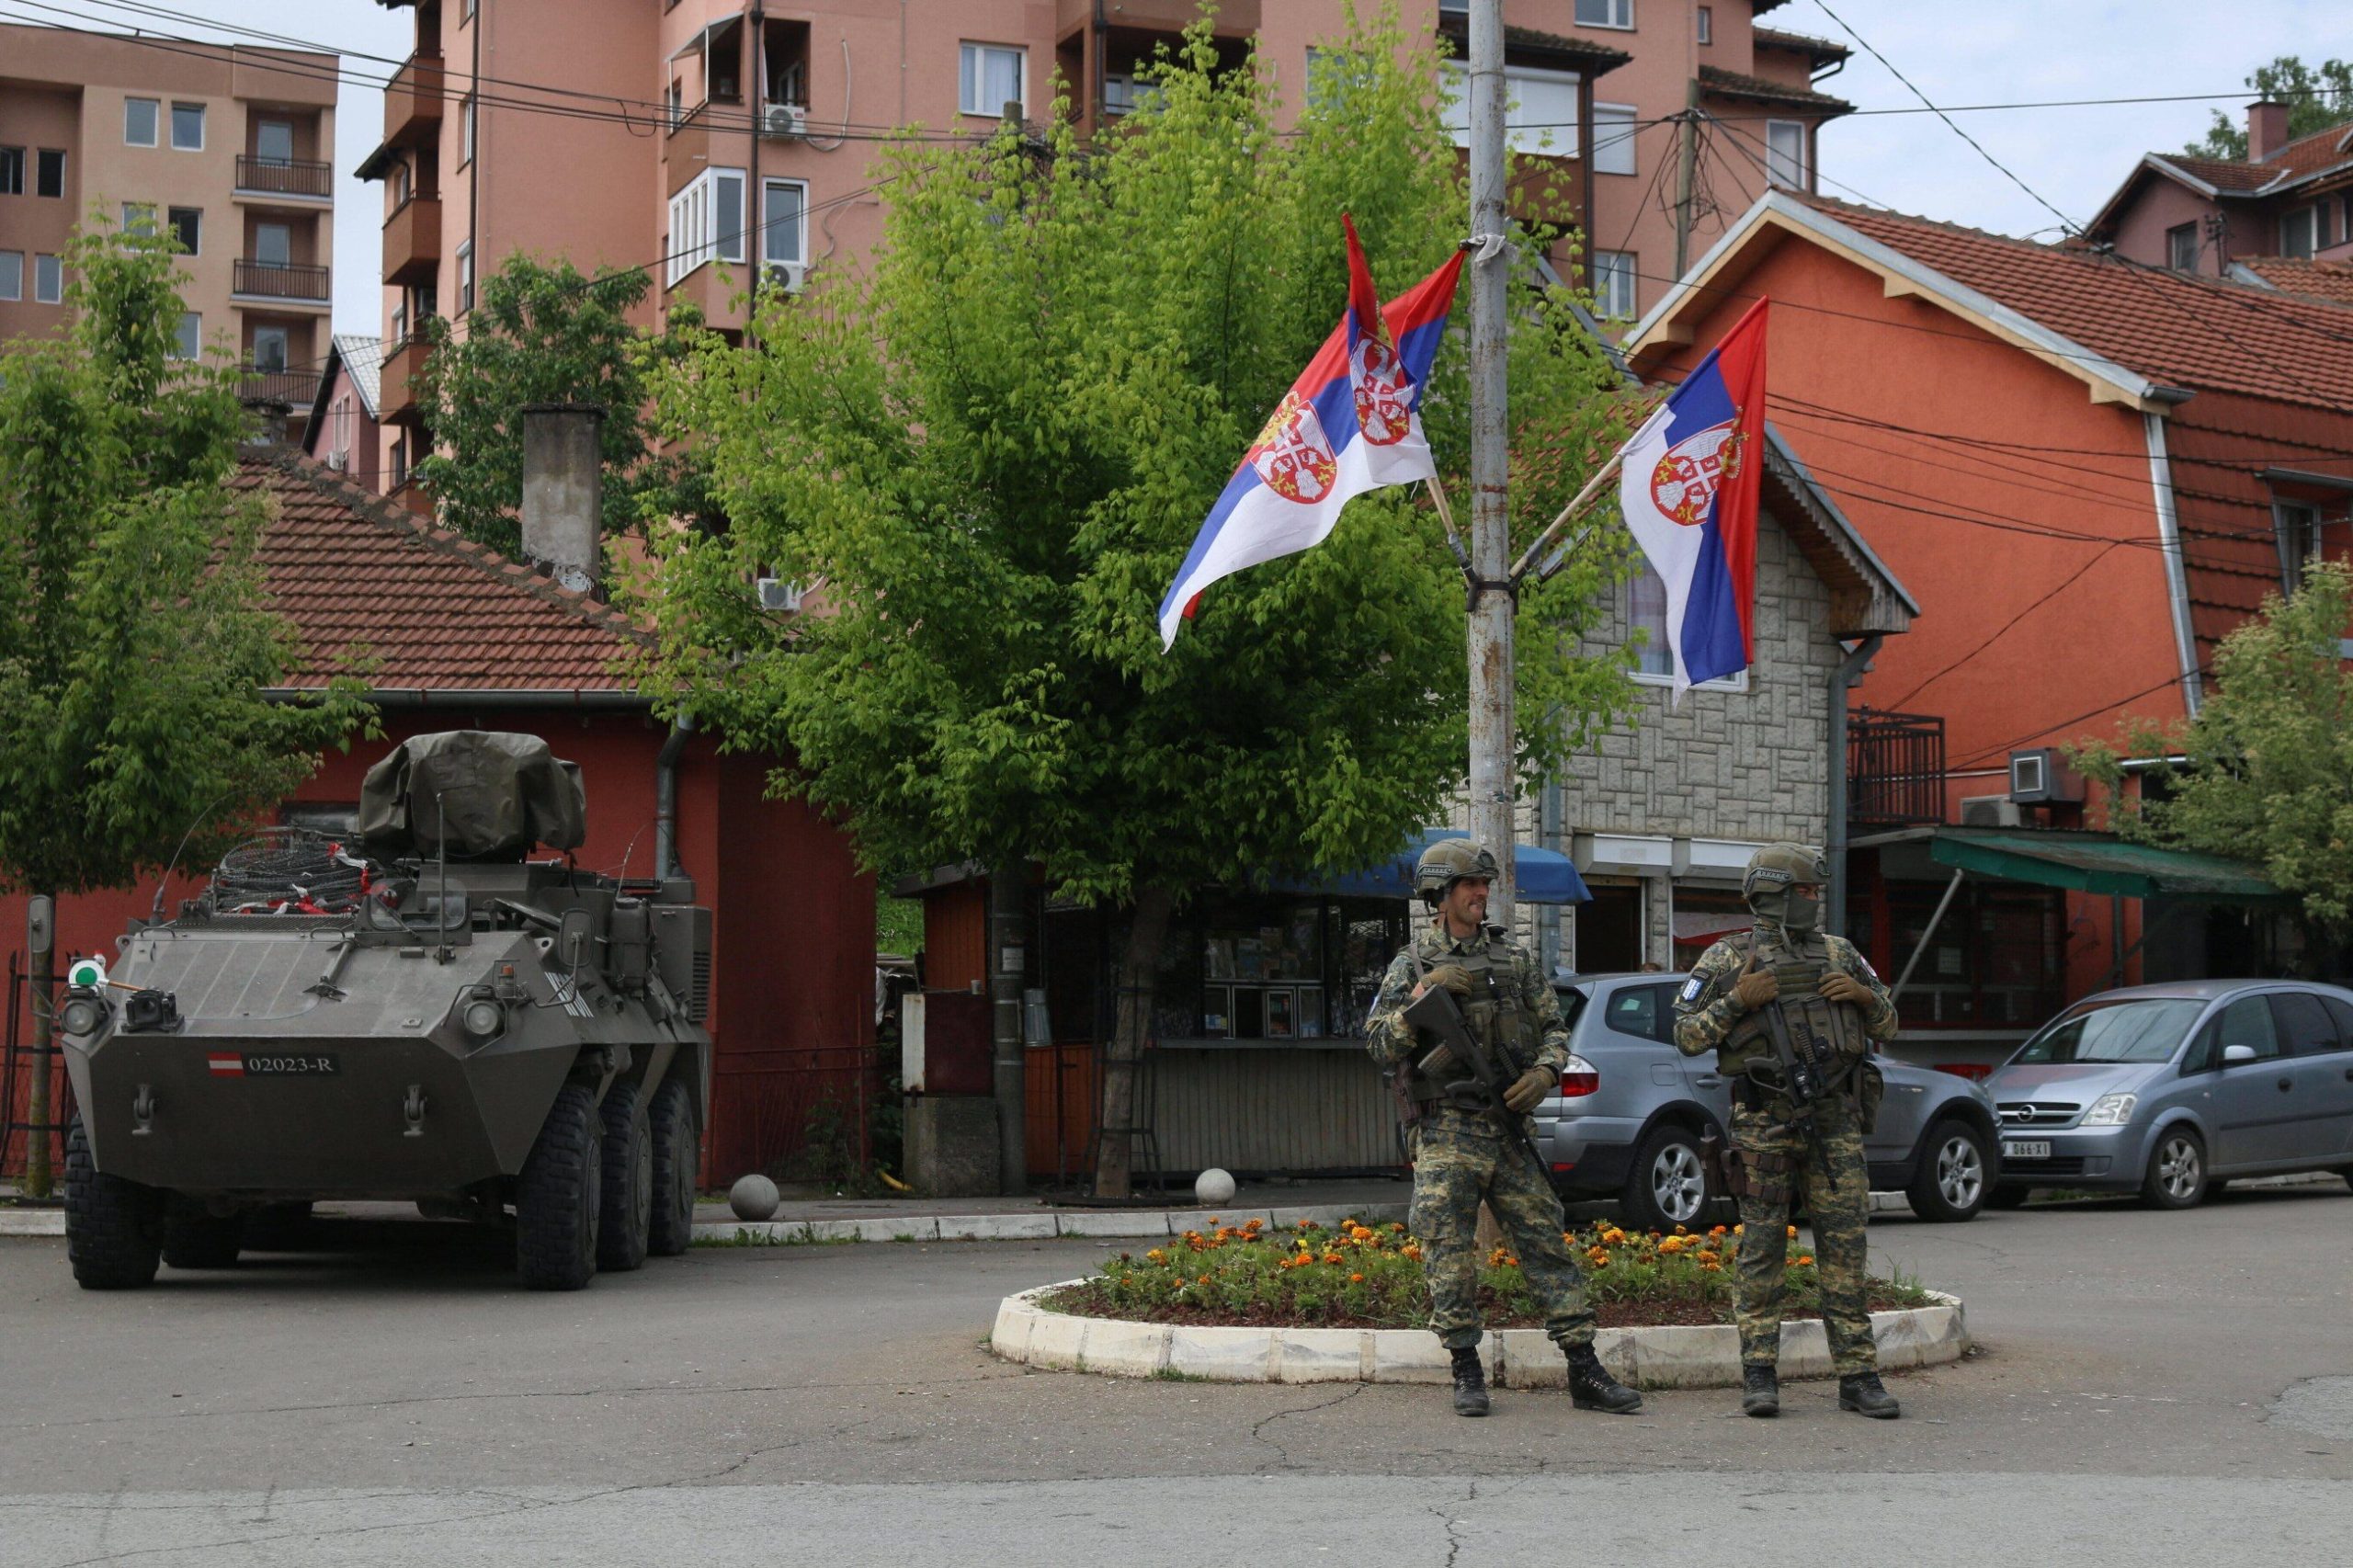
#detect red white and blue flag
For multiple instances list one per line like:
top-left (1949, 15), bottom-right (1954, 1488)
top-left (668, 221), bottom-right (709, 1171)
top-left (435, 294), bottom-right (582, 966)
top-left (1617, 297), bottom-right (1768, 699)
top-left (1158, 221), bottom-right (1464, 651)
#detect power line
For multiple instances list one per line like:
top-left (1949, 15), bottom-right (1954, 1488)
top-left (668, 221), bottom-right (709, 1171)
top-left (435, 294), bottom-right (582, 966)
top-left (1876, 540), bottom-right (2129, 711)
top-left (1948, 671), bottom-right (2189, 770)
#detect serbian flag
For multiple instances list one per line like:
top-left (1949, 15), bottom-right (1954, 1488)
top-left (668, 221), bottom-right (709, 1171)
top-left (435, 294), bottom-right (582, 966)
top-left (1157, 221), bottom-right (1464, 651)
top-left (1617, 297), bottom-right (1768, 700)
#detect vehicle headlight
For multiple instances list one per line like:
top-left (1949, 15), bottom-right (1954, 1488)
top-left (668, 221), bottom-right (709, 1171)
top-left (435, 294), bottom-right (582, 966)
top-left (460, 999), bottom-right (505, 1040)
top-left (59, 993), bottom-right (108, 1037)
top-left (2081, 1092), bottom-right (2137, 1127)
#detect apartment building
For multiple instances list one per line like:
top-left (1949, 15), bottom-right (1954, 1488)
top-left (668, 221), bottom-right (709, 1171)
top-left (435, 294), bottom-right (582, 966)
top-left (0, 23), bottom-right (338, 435)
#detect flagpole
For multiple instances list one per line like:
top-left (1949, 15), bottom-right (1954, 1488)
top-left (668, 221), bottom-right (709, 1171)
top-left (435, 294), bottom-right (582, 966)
top-left (1465, 0), bottom-right (1517, 926)
top-left (1422, 477), bottom-right (1474, 580)
top-left (1507, 451), bottom-right (1624, 585)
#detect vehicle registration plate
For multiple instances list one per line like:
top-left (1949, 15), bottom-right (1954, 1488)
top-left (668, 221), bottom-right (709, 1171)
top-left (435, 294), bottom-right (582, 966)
top-left (209, 1052), bottom-right (341, 1077)
top-left (2001, 1140), bottom-right (2052, 1161)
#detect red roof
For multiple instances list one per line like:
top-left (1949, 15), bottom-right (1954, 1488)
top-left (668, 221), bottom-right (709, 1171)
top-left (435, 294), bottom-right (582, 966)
top-left (2154, 153), bottom-right (2279, 193)
top-left (2234, 256), bottom-right (2353, 306)
top-left (2263, 123), bottom-right (2353, 181)
top-left (233, 449), bottom-right (646, 695)
top-left (1792, 194), bottom-right (2353, 414)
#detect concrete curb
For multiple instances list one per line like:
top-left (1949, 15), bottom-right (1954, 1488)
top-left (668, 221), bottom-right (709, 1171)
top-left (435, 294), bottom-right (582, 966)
top-left (692, 1200), bottom-right (1409, 1247)
top-left (0, 1210), bottom-right (64, 1238)
top-left (988, 1280), bottom-right (1971, 1389)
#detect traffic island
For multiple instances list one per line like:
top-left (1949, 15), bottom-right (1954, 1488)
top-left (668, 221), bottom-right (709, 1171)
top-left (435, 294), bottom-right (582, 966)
top-left (986, 1216), bottom-right (1970, 1388)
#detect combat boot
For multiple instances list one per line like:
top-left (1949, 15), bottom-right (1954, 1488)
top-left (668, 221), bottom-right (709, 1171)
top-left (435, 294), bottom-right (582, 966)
top-left (1741, 1363), bottom-right (1779, 1418)
top-left (1449, 1346), bottom-right (1490, 1417)
top-left (1565, 1343), bottom-right (1643, 1414)
top-left (1839, 1371), bottom-right (1900, 1419)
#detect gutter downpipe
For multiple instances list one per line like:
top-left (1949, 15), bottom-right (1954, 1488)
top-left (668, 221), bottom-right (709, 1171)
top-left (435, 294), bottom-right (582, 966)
top-left (654, 715), bottom-right (694, 881)
top-left (1825, 633), bottom-right (1882, 939)
top-left (2143, 409), bottom-right (2204, 715)
top-left (1540, 766), bottom-right (1564, 980)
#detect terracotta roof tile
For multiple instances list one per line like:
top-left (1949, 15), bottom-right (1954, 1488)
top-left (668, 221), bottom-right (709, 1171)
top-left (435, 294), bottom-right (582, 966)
top-left (232, 450), bottom-right (648, 695)
top-left (2155, 153), bottom-right (2278, 193)
top-left (1698, 63), bottom-right (1852, 114)
top-left (1750, 26), bottom-right (1849, 63)
top-left (2234, 256), bottom-right (2353, 306)
top-left (2262, 122), bottom-right (2353, 180)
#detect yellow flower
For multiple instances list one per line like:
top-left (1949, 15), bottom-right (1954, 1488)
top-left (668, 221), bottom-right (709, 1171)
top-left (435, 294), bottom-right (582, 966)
top-left (1787, 1225), bottom-right (1800, 1239)
top-left (1602, 1228), bottom-right (1627, 1245)
top-left (1659, 1237), bottom-right (1684, 1255)
top-left (1732, 1224), bottom-right (1744, 1235)
top-left (1145, 1249), bottom-right (1166, 1265)
top-left (1672, 1224), bottom-right (1688, 1236)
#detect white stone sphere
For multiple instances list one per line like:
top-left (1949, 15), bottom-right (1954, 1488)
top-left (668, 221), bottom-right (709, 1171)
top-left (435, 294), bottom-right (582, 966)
top-left (729, 1174), bottom-right (781, 1221)
top-left (1194, 1167), bottom-right (1237, 1207)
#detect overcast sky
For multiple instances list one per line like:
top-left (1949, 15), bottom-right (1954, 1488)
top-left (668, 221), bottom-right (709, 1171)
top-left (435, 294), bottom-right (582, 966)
top-left (56, 0), bottom-right (2336, 336)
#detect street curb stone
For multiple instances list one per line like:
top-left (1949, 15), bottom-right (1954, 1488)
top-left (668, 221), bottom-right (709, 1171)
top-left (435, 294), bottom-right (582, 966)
top-left (988, 1282), bottom-right (1970, 1389)
top-left (691, 1200), bottom-right (1408, 1247)
top-left (0, 1210), bottom-right (65, 1238)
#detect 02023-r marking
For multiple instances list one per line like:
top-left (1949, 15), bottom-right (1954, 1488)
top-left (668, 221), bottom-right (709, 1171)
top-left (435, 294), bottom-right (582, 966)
top-left (206, 1053), bottom-right (343, 1078)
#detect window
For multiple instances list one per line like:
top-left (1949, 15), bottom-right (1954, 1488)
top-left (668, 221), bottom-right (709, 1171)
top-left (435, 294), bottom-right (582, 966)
top-left (171, 102), bottom-right (205, 151)
top-left (1604, 983), bottom-right (1681, 1044)
top-left (173, 312), bottom-right (200, 361)
top-left (167, 206), bottom-right (200, 256)
top-left (665, 167), bottom-right (745, 284)
top-left (2270, 993), bottom-right (2341, 1057)
top-left (1593, 249), bottom-right (1637, 319)
top-left (1102, 74), bottom-right (1159, 116)
top-left (1575, 0), bottom-right (1633, 28)
top-left (2166, 221), bottom-right (2200, 273)
top-left (1592, 102), bottom-right (1638, 176)
top-left (1697, 6), bottom-right (1712, 44)
top-left (1765, 119), bottom-right (1807, 188)
top-left (763, 177), bottom-right (805, 267)
top-left (714, 171), bottom-right (745, 263)
top-left (2280, 204), bottom-right (2320, 259)
top-left (34, 253), bottom-right (61, 302)
top-left (121, 202), bottom-right (155, 236)
top-left (124, 97), bottom-right (159, 146)
top-left (36, 148), bottom-right (63, 198)
top-left (255, 222), bottom-right (291, 267)
top-left (460, 95), bottom-right (476, 165)
top-left (2209, 994), bottom-right (2282, 1063)
top-left (0, 252), bottom-right (19, 301)
top-left (256, 119), bottom-right (294, 165)
top-left (0, 147), bottom-right (20, 196)
top-left (390, 299), bottom-right (406, 344)
top-left (250, 325), bottom-right (288, 373)
top-left (391, 158), bottom-right (412, 206)
top-left (960, 42), bottom-right (1024, 117)
top-left (1628, 562), bottom-right (1745, 688)
top-left (1440, 62), bottom-right (1581, 155)
top-left (391, 433), bottom-right (408, 489)
top-left (457, 241), bottom-right (474, 312)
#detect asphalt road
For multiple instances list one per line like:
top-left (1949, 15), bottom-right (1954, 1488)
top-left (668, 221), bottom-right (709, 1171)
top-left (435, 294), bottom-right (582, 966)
top-left (2, 1182), bottom-right (2348, 1567)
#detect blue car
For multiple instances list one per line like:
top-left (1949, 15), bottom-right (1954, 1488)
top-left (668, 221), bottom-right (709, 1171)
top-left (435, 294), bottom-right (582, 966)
top-left (1984, 980), bottom-right (2353, 1209)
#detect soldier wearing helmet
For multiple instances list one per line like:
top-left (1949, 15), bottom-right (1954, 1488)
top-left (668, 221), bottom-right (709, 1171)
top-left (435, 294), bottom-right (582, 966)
top-left (1363, 838), bottom-right (1642, 1420)
top-left (1672, 842), bottom-right (1902, 1422)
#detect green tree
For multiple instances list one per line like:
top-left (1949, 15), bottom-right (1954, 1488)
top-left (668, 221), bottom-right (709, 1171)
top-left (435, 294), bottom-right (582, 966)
top-left (2075, 562), bottom-right (2353, 937)
top-left (640, 7), bottom-right (1643, 1195)
top-left (0, 224), bottom-right (372, 1192)
top-left (415, 256), bottom-right (709, 559)
top-left (2185, 56), bottom-right (2353, 158)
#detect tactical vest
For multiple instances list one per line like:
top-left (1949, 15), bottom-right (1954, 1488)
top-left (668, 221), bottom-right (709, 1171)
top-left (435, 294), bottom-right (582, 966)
top-left (1721, 926), bottom-right (1868, 1084)
top-left (1405, 926), bottom-right (1538, 1099)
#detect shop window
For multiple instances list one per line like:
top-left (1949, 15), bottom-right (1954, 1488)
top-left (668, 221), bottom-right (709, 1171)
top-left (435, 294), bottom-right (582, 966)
top-left (1670, 888), bottom-right (1751, 972)
top-left (1180, 895), bottom-right (1406, 1042)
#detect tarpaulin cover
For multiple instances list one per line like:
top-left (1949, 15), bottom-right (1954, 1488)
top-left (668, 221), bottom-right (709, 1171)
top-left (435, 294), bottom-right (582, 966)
top-left (1272, 828), bottom-right (1592, 905)
top-left (358, 731), bottom-right (587, 860)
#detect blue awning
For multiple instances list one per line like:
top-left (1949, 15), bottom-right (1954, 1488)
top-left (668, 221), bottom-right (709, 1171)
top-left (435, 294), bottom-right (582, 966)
top-left (1273, 827), bottom-right (1591, 905)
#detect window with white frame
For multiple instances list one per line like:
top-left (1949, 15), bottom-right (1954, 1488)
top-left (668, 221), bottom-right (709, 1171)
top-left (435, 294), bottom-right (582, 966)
top-left (1593, 250), bottom-right (1637, 319)
top-left (250, 324), bottom-right (288, 373)
top-left (461, 95), bottom-right (476, 165)
top-left (1592, 102), bottom-right (1638, 176)
top-left (0, 147), bottom-right (20, 195)
top-left (34, 253), bottom-right (61, 302)
top-left (170, 102), bottom-right (204, 151)
top-left (1575, 0), bottom-right (1632, 28)
top-left (120, 201), bottom-right (155, 236)
top-left (173, 312), bottom-right (200, 361)
top-left (167, 206), bottom-right (200, 256)
top-left (124, 97), bottom-right (158, 147)
top-left (256, 119), bottom-right (294, 166)
top-left (1102, 74), bottom-right (1160, 116)
top-left (667, 167), bottom-right (746, 285)
top-left (1697, 6), bottom-right (1712, 44)
top-left (2280, 204), bottom-right (2320, 259)
top-left (1628, 562), bottom-right (1746, 688)
top-left (0, 251), bottom-right (20, 301)
top-left (1439, 61), bottom-right (1581, 156)
top-left (960, 42), bottom-right (1024, 117)
top-left (1765, 119), bottom-right (1807, 188)
top-left (457, 241), bottom-right (474, 312)
top-left (763, 177), bottom-right (805, 267)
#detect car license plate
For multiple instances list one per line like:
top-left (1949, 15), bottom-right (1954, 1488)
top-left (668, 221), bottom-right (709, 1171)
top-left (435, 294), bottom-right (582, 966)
top-left (2002, 1140), bottom-right (2052, 1160)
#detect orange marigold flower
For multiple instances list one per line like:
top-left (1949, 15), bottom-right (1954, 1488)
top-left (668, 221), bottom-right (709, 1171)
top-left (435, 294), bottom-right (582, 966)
top-left (1403, 1244), bottom-right (1424, 1261)
top-left (1145, 1249), bottom-right (1166, 1264)
top-left (1701, 1261), bottom-right (1722, 1272)
top-left (1697, 1249), bottom-right (1720, 1265)
top-left (1787, 1225), bottom-right (1799, 1239)
top-left (1659, 1237), bottom-right (1684, 1255)
top-left (1796, 1255), bottom-right (1815, 1267)
top-left (1709, 1224), bottom-right (1728, 1237)
top-left (1672, 1224), bottom-right (1688, 1236)
top-left (1349, 1273), bottom-right (1365, 1284)
top-left (1198, 1274), bottom-right (1211, 1286)
top-left (1732, 1224), bottom-right (1745, 1235)
top-left (1324, 1253), bottom-right (1344, 1265)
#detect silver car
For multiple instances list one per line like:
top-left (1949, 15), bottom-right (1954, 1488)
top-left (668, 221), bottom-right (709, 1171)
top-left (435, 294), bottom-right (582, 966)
top-left (1537, 972), bottom-right (2004, 1231)
top-left (1984, 980), bottom-right (2353, 1209)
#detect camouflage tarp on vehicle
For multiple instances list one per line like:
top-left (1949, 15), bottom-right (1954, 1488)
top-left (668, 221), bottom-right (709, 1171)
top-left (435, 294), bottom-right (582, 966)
top-left (358, 731), bottom-right (587, 860)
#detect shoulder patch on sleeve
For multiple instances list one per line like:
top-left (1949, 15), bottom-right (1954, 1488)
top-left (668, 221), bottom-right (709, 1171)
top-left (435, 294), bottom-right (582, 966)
top-left (1680, 976), bottom-right (1705, 1003)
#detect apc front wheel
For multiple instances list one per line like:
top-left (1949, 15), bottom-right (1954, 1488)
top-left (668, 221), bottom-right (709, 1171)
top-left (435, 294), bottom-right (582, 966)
top-left (516, 1084), bottom-right (603, 1290)
top-left (63, 1119), bottom-right (162, 1290)
top-left (647, 1076), bottom-right (699, 1257)
top-left (597, 1083), bottom-right (652, 1273)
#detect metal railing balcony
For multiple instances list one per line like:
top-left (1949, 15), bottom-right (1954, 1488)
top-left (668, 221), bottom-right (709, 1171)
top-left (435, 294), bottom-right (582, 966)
top-left (234, 155), bottom-right (334, 199)
top-left (233, 259), bottom-right (331, 301)
top-left (239, 368), bottom-right (322, 407)
top-left (1848, 707), bottom-right (1948, 829)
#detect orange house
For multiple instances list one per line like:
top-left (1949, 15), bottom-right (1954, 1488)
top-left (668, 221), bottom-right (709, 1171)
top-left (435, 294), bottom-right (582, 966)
top-left (1623, 191), bottom-right (2353, 1063)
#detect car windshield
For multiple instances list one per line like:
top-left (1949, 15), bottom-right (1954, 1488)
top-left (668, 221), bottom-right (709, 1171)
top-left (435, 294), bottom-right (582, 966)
top-left (2012, 998), bottom-right (2205, 1065)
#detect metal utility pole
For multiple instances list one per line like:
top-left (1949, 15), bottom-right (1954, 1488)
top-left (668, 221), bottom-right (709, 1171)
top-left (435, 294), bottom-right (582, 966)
top-left (1674, 79), bottom-right (1699, 278)
top-left (989, 863), bottom-right (1028, 1196)
top-left (1465, 0), bottom-right (1517, 925)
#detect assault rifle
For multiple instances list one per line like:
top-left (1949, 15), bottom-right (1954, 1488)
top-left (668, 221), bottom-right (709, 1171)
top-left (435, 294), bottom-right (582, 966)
top-left (1746, 980), bottom-right (1840, 1194)
top-left (1404, 984), bottom-right (1547, 1173)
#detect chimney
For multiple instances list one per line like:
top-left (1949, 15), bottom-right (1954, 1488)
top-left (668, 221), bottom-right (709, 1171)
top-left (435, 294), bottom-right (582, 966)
top-left (519, 403), bottom-right (606, 596)
top-left (2247, 98), bottom-right (2290, 162)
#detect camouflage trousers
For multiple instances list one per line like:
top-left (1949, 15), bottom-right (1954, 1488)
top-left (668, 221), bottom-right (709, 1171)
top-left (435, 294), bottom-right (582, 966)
top-left (1729, 1095), bottom-right (1876, 1374)
top-left (1409, 1110), bottom-right (1596, 1351)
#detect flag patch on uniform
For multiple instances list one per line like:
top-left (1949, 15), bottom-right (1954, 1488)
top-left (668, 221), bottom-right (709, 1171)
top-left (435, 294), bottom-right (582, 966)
top-left (206, 1053), bottom-right (244, 1076)
top-left (1680, 978), bottom-right (1704, 1002)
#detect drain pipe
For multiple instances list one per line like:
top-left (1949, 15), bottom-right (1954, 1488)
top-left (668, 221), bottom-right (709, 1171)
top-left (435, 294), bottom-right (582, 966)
top-left (654, 715), bottom-right (694, 881)
top-left (1540, 767), bottom-right (1564, 979)
top-left (1825, 635), bottom-right (1882, 938)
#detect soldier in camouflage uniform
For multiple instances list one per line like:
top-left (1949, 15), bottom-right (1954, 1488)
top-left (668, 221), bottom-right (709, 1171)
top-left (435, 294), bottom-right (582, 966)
top-left (1365, 839), bottom-right (1643, 1419)
top-left (1672, 842), bottom-right (1903, 1420)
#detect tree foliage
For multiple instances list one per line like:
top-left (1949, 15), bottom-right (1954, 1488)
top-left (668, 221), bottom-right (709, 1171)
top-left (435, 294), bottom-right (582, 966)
top-left (0, 224), bottom-right (372, 900)
top-left (415, 256), bottom-right (709, 558)
top-left (2075, 562), bottom-right (2353, 930)
top-left (2184, 56), bottom-right (2353, 158)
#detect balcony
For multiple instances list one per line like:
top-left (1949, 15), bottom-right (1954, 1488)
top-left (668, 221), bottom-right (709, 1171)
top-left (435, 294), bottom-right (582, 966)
top-left (233, 259), bottom-right (332, 305)
top-left (1848, 708), bottom-right (1948, 829)
top-left (1055, 0), bottom-right (1256, 35)
top-left (234, 155), bottom-right (334, 201)
top-left (383, 51), bottom-right (446, 147)
top-left (383, 193), bottom-right (442, 287)
top-left (239, 368), bottom-right (323, 408)
top-left (378, 329), bottom-right (431, 423)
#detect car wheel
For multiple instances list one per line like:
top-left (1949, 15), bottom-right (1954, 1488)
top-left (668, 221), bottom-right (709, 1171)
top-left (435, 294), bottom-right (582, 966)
top-left (63, 1117), bottom-right (162, 1290)
top-left (1620, 1124), bottom-right (1709, 1233)
top-left (1985, 1185), bottom-right (2032, 1210)
top-left (160, 1199), bottom-right (244, 1269)
top-left (596, 1082), bottom-right (652, 1273)
top-left (646, 1076), bottom-right (700, 1257)
top-left (1906, 1119), bottom-right (1991, 1222)
top-left (2140, 1127), bottom-right (2207, 1210)
top-left (516, 1083), bottom-right (603, 1290)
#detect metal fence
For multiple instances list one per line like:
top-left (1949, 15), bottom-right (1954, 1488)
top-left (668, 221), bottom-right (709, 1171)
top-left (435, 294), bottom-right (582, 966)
top-left (233, 259), bottom-right (331, 301)
top-left (234, 155), bottom-right (333, 199)
top-left (1848, 708), bottom-right (1947, 828)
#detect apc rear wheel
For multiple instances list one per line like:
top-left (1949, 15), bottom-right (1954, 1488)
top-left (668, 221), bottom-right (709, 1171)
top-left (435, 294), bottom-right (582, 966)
top-left (516, 1084), bottom-right (603, 1290)
top-left (597, 1083), bottom-right (652, 1273)
top-left (647, 1076), bottom-right (699, 1257)
top-left (63, 1118), bottom-right (161, 1290)
top-left (161, 1200), bottom-right (244, 1269)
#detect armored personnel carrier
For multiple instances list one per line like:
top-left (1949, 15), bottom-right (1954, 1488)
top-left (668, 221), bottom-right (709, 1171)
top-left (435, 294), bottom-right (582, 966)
top-left (56, 732), bottom-right (713, 1291)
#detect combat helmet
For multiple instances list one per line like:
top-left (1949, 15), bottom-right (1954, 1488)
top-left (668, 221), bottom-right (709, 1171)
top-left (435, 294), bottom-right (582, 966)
top-left (1743, 842), bottom-right (1827, 928)
top-left (1415, 838), bottom-right (1499, 905)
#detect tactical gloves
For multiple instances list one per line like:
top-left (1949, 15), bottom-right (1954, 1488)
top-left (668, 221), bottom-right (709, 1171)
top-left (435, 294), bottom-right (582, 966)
top-left (1423, 963), bottom-right (1476, 998)
top-left (1731, 969), bottom-right (1780, 1010)
top-left (1503, 1064), bottom-right (1557, 1113)
top-left (1818, 971), bottom-right (1873, 1007)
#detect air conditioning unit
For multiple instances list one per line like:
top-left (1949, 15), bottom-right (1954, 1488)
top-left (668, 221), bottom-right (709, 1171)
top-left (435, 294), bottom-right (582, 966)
top-left (756, 576), bottom-right (803, 612)
top-left (1960, 794), bottom-right (2022, 828)
top-left (324, 449), bottom-right (348, 472)
top-left (764, 260), bottom-right (807, 294)
top-left (2009, 747), bottom-right (2085, 804)
top-left (763, 102), bottom-right (807, 137)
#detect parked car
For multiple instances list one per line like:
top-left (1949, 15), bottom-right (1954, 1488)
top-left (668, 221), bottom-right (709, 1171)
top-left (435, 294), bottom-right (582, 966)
top-left (1537, 972), bottom-right (2002, 1230)
top-left (1983, 980), bottom-right (2353, 1210)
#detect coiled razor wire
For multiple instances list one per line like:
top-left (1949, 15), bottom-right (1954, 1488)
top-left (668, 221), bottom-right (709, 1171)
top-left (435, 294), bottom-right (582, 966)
top-left (208, 828), bottom-right (372, 915)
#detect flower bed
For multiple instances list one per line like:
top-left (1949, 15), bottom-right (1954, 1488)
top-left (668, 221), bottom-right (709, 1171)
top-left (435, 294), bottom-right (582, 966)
top-left (1041, 1216), bottom-right (1932, 1331)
